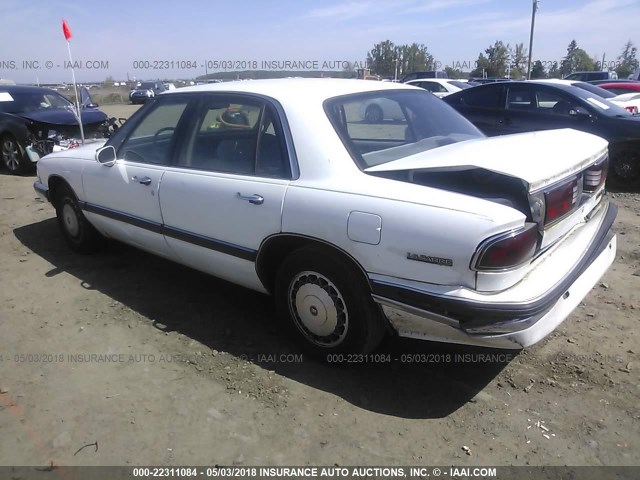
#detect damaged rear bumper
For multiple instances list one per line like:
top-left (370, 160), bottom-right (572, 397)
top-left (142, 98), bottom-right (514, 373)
top-left (371, 202), bottom-right (617, 349)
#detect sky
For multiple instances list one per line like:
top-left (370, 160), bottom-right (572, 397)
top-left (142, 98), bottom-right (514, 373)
top-left (0, 0), bottom-right (638, 83)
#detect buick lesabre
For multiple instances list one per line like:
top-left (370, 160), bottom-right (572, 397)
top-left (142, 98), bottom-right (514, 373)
top-left (33, 79), bottom-right (617, 356)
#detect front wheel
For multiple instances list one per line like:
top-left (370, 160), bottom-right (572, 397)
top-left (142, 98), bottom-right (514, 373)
top-left (55, 187), bottom-right (105, 253)
top-left (275, 246), bottom-right (387, 358)
top-left (1, 134), bottom-right (31, 175)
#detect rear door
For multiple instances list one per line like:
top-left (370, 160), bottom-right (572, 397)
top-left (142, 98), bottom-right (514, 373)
top-left (451, 84), bottom-right (506, 136)
top-left (158, 94), bottom-right (292, 292)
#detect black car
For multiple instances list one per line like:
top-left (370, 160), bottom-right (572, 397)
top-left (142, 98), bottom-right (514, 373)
top-left (564, 71), bottom-right (618, 82)
top-left (468, 77), bottom-right (512, 85)
top-left (443, 81), bottom-right (640, 186)
top-left (0, 85), bottom-right (114, 174)
top-left (129, 81), bottom-right (166, 104)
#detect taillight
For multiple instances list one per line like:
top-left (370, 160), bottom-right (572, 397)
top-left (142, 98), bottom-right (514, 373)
top-left (583, 157), bottom-right (609, 192)
top-left (624, 106), bottom-right (639, 114)
top-left (473, 224), bottom-right (538, 271)
top-left (545, 178), bottom-right (578, 225)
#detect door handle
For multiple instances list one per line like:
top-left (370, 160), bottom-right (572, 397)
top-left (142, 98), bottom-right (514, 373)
top-left (236, 193), bottom-right (264, 205)
top-left (499, 117), bottom-right (512, 125)
top-left (132, 175), bottom-right (152, 186)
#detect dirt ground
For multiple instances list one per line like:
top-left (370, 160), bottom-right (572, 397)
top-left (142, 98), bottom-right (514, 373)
top-left (0, 105), bottom-right (638, 469)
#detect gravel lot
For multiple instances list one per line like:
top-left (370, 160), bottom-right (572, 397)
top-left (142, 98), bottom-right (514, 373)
top-left (0, 104), bottom-right (638, 468)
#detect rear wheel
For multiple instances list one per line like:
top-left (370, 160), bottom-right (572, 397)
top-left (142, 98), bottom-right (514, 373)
top-left (275, 246), bottom-right (387, 358)
top-left (55, 186), bottom-right (105, 253)
top-left (1, 134), bottom-right (30, 175)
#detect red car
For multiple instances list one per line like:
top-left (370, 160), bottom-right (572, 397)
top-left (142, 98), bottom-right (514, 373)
top-left (597, 82), bottom-right (640, 95)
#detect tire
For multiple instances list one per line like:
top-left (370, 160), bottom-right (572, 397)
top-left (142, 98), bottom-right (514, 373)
top-left (55, 186), bottom-right (105, 253)
top-left (364, 104), bottom-right (383, 123)
top-left (1, 134), bottom-right (31, 175)
top-left (609, 147), bottom-right (640, 188)
top-left (274, 246), bottom-right (387, 358)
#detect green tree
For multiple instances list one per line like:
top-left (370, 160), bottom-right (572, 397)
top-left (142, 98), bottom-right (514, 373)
top-left (510, 42), bottom-right (528, 78)
top-left (560, 40), bottom-right (595, 76)
top-left (470, 40), bottom-right (510, 77)
top-left (616, 41), bottom-right (639, 79)
top-left (530, 60), bottom-right (546, 79)
top-left (444, 66), bottom-right (465, 79)
top-left (396, 43), bottom-right (434, 77)
top-left (548, 61), bottom-right (561, 78)
top-left (367, 40), bottom-right (434, 77)
top-left (367, 40), bottom-right (397, 77)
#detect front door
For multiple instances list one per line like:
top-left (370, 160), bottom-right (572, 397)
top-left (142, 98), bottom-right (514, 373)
top-left (82, 96), bottom-right (191, 258)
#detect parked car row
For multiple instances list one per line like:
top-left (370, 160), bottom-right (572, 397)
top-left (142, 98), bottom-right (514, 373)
top-left (401, 76), bottom-right (640, 187)
top-left (441, 80), bottom-right (640, 186)
top-left (32, 79), bottom-right (617, 357)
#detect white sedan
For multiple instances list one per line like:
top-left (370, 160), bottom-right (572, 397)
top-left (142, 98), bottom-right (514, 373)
top-left (34, 79), bottom-right (616, 357)
top-left (404, 78), bottom-right (473, 98)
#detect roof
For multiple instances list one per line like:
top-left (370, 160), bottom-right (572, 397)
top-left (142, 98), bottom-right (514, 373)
top-left (170, 78), bottom-right (419, 103)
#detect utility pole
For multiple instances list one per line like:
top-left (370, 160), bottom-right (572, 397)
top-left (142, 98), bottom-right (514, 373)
top-left (526, 0), bottom-right (540, 79)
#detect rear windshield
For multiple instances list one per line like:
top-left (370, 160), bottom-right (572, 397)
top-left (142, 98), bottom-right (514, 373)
top-left (324, 90), bottom-right (483, 168)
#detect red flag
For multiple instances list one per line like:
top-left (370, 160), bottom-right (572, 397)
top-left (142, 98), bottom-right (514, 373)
top-left (62, 19), bottom-right (72, 41)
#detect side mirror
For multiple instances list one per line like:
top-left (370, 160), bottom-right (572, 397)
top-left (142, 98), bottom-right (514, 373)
top-left (96, 145), bottom-right (116, 165)
top-left (569, 107), bottom-right (592, 120)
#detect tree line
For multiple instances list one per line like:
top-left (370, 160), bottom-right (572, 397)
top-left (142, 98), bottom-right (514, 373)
top-left (367, 39), bottom-right (639, 79)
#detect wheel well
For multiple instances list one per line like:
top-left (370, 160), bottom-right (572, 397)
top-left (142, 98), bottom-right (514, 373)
top-left (256, 235), bottom-right (370, 294)
top-left (48, 176), bottom-right (75, 208)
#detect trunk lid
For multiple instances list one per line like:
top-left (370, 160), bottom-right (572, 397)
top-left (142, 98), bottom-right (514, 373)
top-left (365, 128), bottom-right (608, 193)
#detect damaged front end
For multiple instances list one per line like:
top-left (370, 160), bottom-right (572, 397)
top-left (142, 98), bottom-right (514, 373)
top-left (23, 116), bottom-right (120, 163)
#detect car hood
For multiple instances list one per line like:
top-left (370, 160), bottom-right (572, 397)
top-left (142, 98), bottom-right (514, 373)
top-left (18, 108), bottom-right (108, 126)
top-left (365, 128), bottom-right (608, 192)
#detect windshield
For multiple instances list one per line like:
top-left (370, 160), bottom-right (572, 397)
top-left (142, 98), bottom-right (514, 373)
top-left (324, 90), bottom-right (483, 168)
top-left (568, 85), bottom-right (633, 117)
top-left (0, 89), bottom-right (73, 114)
top-left (574, 82), bottom-right (616, 99)
top-left (138, 83), bottom-right (155, 90)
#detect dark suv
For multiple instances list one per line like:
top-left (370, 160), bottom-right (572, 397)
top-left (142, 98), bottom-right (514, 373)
top-left (564, 71), bottom-right (618, 82)
top-left (129, 81), bottom-right (166, 104)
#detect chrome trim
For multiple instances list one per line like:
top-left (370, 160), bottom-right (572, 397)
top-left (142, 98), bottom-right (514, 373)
top-left (528, 149), bottom-right (608, 194)
top-left (372, 294), bottom-right (461, 329)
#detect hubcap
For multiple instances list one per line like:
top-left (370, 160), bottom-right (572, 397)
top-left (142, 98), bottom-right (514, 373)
top-left (62, 203), bottom-right (80, 237)
top-left (2, 139), bottom-right (20, 171)
top-left (288, 271), bottom-right (348, 347)
top-left (614, 151), bottom-right (640, 180)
